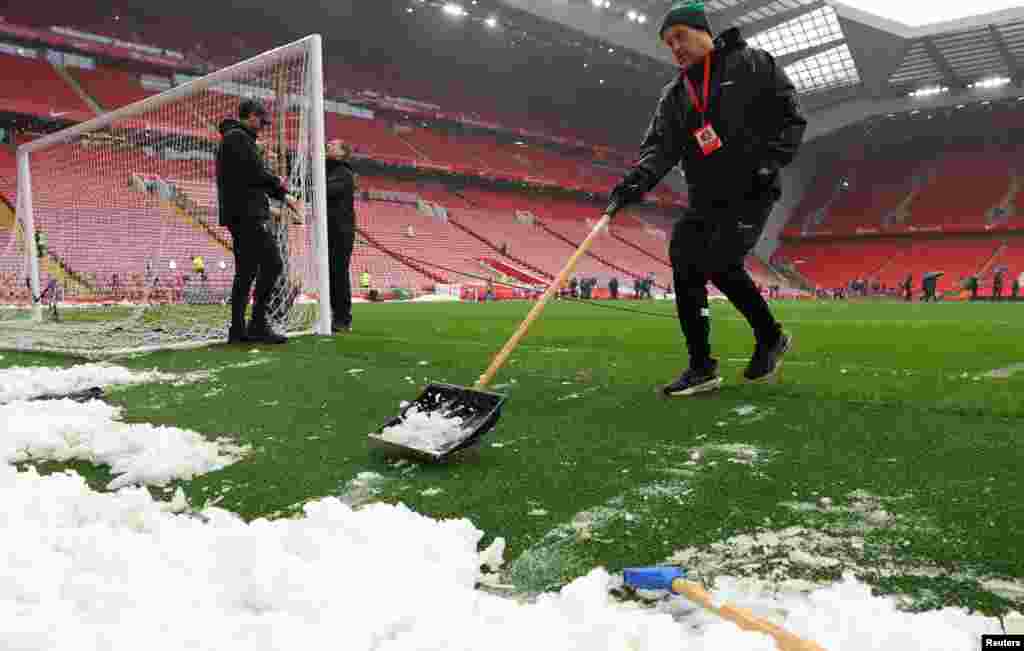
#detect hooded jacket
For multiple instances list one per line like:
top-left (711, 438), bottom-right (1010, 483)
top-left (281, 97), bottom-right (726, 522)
top-left (619, 27), bottom-right (807, 215)
top-left (325, 157), bottom-right (357, 233)
top-left (215, 118), bottom-right (287, 227)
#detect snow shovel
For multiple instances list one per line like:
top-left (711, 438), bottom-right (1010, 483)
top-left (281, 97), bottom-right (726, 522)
top-left (367, 210), bottom-right (616, 463)
top-left (623, 567), bottom-right (827, 651)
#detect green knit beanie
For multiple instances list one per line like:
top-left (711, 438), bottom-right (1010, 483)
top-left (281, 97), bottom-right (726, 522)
top-left (659, 1), bottom-right (713, 40)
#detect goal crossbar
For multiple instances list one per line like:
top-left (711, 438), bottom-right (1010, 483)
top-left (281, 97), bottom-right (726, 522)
top-left (19, 35), bottom-right (322, 155)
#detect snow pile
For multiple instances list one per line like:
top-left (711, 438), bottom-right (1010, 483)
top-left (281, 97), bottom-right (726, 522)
top-left (0, 462), bottom-right (1005, 651)
top-left (378, 404), bottom-right (468, 453)
top-left (0, 364), bottom-right (1011, 649)
top-left (0, 363), bottom-right (167, 403)
top-left (1, 398), bottom-right (248, 489)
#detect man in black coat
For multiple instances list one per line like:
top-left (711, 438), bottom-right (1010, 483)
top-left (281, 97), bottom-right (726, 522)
top-left (901, 274), bottom-right (913, 302)
top-left (968, 275), bottom-right (980, 301)
top-left (326, 140), bottom-right (357, 332)
top-left (607, 1), bottom-right (806, 396)
top-left (609, 276), bottom-right (619, 299)
top-left (216, 99), bottom-right (302, 344)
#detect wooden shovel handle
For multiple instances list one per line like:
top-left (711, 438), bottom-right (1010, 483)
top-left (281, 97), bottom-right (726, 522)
top-left (671, 578), bottom-right (828, 651)
top-left (475, 212), bottom-right (613, 390)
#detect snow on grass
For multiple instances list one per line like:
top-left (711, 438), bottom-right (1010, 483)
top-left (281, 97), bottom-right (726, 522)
top-left (0, 358), bottom-right (273, 404)
top-left (1, 398), bottom-right (248, 490)
top-left (0, 365), bottom-right (1015, 648)
top-left (666, 488), bottom-right (1024, 607)
top-left (1, 461), bottom-right (1006, 651)
top-left (0, 363), bottom-right (168, 403)
top-left (1, 363), bottom-right (250, 489)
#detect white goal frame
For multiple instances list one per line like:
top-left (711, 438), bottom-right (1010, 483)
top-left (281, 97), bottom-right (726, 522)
top-left (14, 33), bottom-right (332, 338)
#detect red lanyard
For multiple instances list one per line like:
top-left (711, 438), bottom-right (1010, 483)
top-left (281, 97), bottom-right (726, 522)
top-left (684, 52), bottom-right (712, 125)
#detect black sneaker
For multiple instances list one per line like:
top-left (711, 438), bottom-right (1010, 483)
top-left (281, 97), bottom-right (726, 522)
top-left (662, 360), bottom-right (722, 397)
top-left (227, 328), bottom-right (249, 344)
top-left (247, 325), bottom-right (287, 345)
top-left (332, 321), bottom-right (352, 334)
top-left (744, 331), bottom-right (792, 381)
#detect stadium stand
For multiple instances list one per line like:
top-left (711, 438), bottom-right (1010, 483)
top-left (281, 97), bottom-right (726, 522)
top-left (68, 66), bottom-right (158, 111)
top-left (0, 53), bottom-right (95, 123)
top-left (908, 149), bottom-right (1014, 229)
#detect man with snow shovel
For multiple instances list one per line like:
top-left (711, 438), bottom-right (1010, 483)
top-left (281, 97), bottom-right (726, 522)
top-left (607, 1), bottom-right (807, 396)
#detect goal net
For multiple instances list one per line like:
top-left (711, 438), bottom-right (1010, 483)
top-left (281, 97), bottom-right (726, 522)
top-left (0, 35), bottom-right (331, 357)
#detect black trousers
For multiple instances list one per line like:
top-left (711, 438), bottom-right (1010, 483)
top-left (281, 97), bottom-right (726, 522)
top-left (669, 202), bottom-right (779, 366)
top-left (228, 220), bottom-right (283, 331)
top-left (328, 227), bottom-right (355, 326)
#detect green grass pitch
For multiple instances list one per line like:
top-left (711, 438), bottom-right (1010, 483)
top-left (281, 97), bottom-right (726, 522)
top-left (5, 298), bottom-right (1023, 615)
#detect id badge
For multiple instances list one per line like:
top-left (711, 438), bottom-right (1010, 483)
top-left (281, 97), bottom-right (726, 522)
top-left (694, 124), bottom-right (722, 156)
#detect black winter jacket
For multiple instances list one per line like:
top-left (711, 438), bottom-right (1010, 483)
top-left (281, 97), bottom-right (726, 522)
top-left (215, 118), bottom-right (287, 227)
top-left (620, 28), bottom-right (807, 215)
top-left (326, 158), bottom-right (356, 233)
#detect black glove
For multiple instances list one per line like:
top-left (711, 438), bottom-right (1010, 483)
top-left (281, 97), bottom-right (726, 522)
top-left (607, 177), bottom-right (648, 215)
top-left (748, 164), bottom-right (781, 201)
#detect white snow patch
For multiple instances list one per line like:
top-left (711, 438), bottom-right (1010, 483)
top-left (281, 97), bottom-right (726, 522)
top-left (480, 537), bottom-right (507, 571)
top-left (1, 398), bottom-right (248, 490)
top-left (0, 364), bottom-right (168, 403)
top-left (789, 549), bottom-right (841, 569)
top-left (982, 362), bottom-right (1024, 379)
top-left (732, 404), bottom-right (758, 417)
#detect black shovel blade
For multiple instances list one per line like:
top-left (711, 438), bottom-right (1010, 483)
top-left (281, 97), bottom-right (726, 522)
top-left (367, 383), bottom-right (507, 463)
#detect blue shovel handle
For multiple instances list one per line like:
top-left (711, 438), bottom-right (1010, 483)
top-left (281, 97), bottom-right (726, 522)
top-left (623, 566), bottom-right (686, 591)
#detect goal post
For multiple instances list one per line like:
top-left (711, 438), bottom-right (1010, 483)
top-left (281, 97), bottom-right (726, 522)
top-left (16, 149), bottom-right (42, 323)
top-left (2, 34), bottom-right (332, 356)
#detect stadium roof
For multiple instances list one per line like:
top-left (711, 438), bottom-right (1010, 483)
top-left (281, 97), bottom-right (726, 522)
top-left (497, 0), bottom-right (1024, 136)
top-left (57, 0), bottom-right (1022, 145)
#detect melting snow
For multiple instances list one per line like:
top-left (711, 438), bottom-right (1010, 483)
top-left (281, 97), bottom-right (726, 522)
top-left (732, 405), bottom-right (758, 417)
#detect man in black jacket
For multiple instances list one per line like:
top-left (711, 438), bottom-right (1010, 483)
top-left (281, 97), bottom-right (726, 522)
top-left (216, 99), bottom-right (302, 344)
top-left (607, 1), bottom-right (806, 396)
top-left (326, 140), bottom-right (357, 332)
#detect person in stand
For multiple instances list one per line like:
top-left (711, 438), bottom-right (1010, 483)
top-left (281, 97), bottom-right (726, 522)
top-left (325, 139), bottom-right (357, 333)
top-left (192, 253), bottom-right (206, 282)
top-left (921, 274), bottom-right (937, 302)
top-left (607, 1), bottom-right (806, 396)
top-left (216, 98), bottom-right (302, 344)
top-left (583, 277), bottom-right (594, 299)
